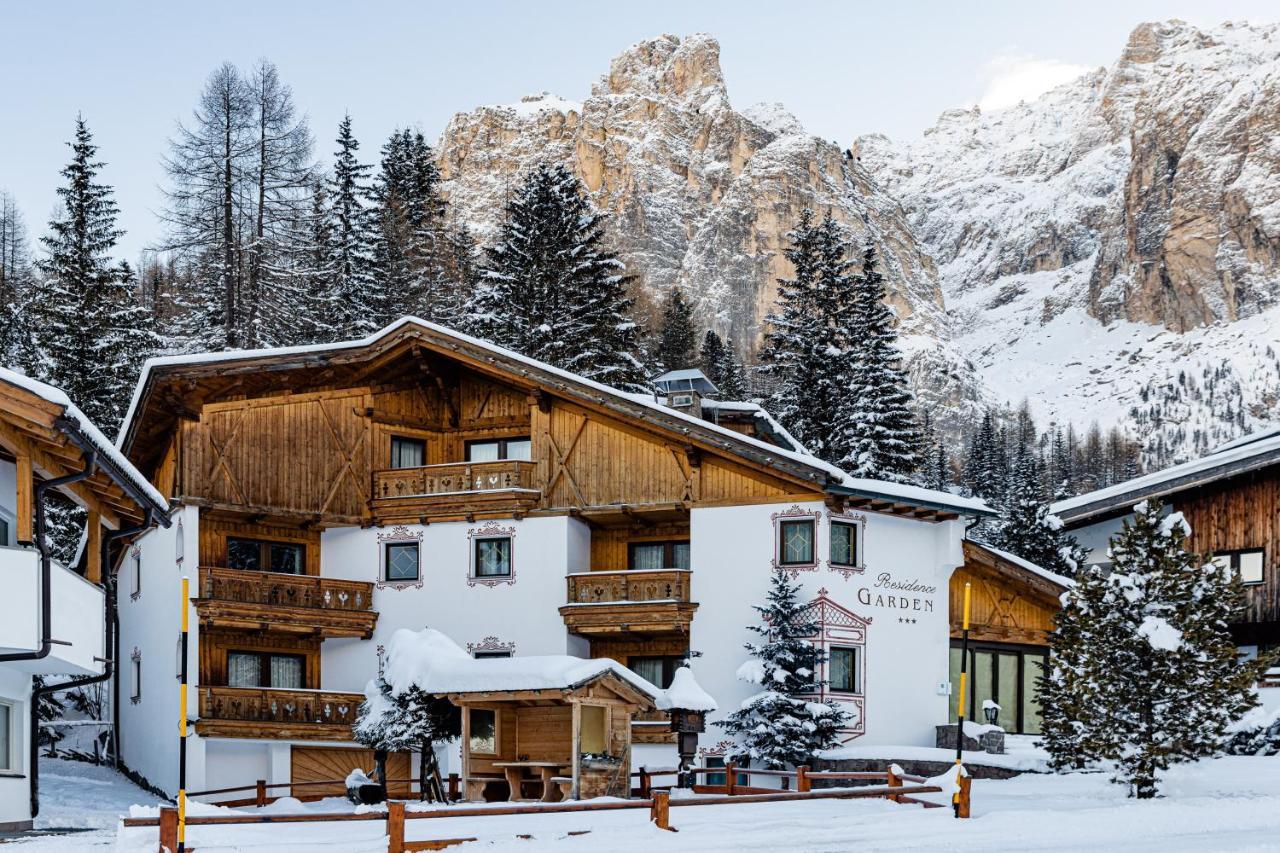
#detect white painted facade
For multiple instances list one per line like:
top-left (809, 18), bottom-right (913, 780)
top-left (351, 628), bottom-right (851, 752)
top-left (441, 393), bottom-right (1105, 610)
top-left (119, 496), bottom-right (970, 797)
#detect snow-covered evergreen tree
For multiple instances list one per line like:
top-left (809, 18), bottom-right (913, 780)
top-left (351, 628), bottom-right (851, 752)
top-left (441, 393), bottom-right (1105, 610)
top-left (326, 115), bottom-right (377, 338)
top-left (656, 287), bottom-right (697, 372)
top-left (760, 209), bottom-right (857, 466)
top-left (0, 190), bottom-right (41, 371)
top-left (356, 674), bottom-right (460, 800)
top-left (466, 164), bottom-right (646, 390)
top-left (34, 117), bottom-right (156, 430)
top-left (699, 329), bottom-right (748, 400)
top-left (988, 445), bottom-right (1087, 577)
top-left (920, 411), bottom-right (951, 492)
top-left (839, 243), bottom-right (921, 482)
top-left (964, 410), bottom-right (1002, 501)
top-left (1039, 500), bottom-right (1265, 797)
top-left (721, 569), bottom-right (849, 768)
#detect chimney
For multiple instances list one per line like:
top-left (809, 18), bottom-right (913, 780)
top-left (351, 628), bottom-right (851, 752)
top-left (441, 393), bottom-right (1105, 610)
top-left (653, 368), bottom-right (719, 421)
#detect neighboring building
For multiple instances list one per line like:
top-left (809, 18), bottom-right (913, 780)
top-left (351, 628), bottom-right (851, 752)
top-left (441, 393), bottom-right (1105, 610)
top-left (1053, 429), bottom-right (1280, 656)
top-left (114, 318), bottom-right (1020, 798)
top-left (0, 368), bottom-right (168, 831)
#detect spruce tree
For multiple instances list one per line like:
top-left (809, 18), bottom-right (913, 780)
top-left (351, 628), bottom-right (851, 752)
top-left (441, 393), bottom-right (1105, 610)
top-left (722, 570), bottom-right (849, 768)
top-left (35, 117), bottom-right (156, 430)
top-left (0, 190), bottom-right (40, 371)
top-left (1039, 500), bottom-right (1266, 797)
top-left (989, 445), bottom-right (1087, 577)
top-left (356, 675), bottom-right (460, 800)
top-left (699, 329), bottom-right (726, 385)
top-left (920, 410), bottom-right (951, 492)
top-left (760, 209), bottom-right (857, 465)
top-left (656, 287), bottom-right (698, 372)
top-left (466, 164), bottom-right (646, 390)
top-left (327, 115), bottom-right (377, 338)
top-left (700, 329), bottom-right (748, 399)
top-left (839, 243), bottom-right (921, 482)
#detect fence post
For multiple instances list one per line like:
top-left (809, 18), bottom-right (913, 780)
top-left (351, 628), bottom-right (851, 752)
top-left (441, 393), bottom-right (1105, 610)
top-left (650, 790), bottom-right (671, 831)
top-left (448, 772), bottom-right (460, 802)
top-left (724, 762), bottom-right (736, 796)
top-left (956, 773), bottom-right (972, 819)
top-left (387, 800), bottom-right (406, 852)
top-left (886, 766), bottom-right (902, 803)
top-left (158, 806), bottom-right (177, 853)
top-left (797, 765), bottom-right (810, 793)
top-left (255, 779), bottom-right (267, 808)
top-left (639, 766), bottom-right (651, 799)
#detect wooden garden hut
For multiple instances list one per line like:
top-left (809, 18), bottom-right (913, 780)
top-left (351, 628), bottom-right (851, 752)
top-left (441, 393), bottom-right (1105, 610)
top-left (372, 629), bottom-right (667, 802)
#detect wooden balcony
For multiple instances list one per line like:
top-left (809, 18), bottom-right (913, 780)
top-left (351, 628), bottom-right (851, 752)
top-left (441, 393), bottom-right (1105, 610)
top-left (195, 567), bottom-right (379, 639)
top-left (559, 569), bottom-right (698, 638)
top-left (196, 686), bottom-right (362, 741)
top-left (370, 460), bottom-right (541, 522)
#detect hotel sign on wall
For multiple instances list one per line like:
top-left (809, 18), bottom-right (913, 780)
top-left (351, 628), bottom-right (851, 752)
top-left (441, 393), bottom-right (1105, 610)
top-left (854, 572), bottom-right (938, 616)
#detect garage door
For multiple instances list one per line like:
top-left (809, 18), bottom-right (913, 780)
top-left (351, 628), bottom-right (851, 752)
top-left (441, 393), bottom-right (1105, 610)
top-left (290, 746), bottom-right (413, 799)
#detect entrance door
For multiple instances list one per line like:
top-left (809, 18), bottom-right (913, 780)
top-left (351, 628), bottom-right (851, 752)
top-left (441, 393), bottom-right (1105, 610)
top-left (949, 644), bottom-right (1048, 734)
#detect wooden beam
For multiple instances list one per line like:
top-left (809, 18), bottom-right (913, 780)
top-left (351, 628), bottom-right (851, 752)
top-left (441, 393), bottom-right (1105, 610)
top-left (15, 452), bottom-right (33, 544)
top-left (85, 510), bottom-right (102, 584)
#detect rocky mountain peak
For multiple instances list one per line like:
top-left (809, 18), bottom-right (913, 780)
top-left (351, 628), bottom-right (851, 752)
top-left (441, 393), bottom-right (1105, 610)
top-left (597, 33), bottom-right (728, 108)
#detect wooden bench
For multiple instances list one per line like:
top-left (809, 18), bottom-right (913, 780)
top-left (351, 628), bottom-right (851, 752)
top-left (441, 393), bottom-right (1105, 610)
top-left (550, 776), bottom-right (572, 801)
top-left (464, 774), bottom-right (506, 802)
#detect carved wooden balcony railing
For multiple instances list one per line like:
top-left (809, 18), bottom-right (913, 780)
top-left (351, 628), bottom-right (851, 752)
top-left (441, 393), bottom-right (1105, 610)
top-left (632, 707), bottom-right (675, 745)
top-left (196, 686), bottom-right (363, 741)
top-left (370, 460), bottom-right (540, 523)
top-left (559, 569), bottom-right (698, 638)
top-left (195, 566), bottom-right (379, 639)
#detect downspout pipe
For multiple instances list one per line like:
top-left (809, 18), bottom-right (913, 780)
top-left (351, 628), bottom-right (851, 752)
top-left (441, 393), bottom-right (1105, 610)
top-left (29, 508), bottom-right (154, 818)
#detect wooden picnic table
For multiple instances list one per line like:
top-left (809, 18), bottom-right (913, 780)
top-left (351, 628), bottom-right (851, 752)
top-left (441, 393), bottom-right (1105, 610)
top-left (492, 761), bottom-right (570, 802)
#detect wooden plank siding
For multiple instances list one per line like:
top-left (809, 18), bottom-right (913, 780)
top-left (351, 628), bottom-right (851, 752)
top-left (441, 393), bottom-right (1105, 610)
top-left (950, 543), bottom-right (1066, 646)
top-left (199, 513), bottom-right (322, 575)
top-left (199, 630), bottom-right (322, 688)
top-left (588, 524), bottom-right (690, 570)
top-left (1172, 469), bottom-right (1280, 626)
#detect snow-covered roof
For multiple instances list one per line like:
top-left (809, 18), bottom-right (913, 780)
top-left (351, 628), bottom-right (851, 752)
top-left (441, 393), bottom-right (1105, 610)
top-left (1052, 426), bottom-right (1280, 524)
top-left (379, 628), bottom-right (670, 708)
top-left (0, 366), bottom-right (170, 517)
top-left (120, 316), bottom-right (992, 519)
top-left (970, 541), bottom-right (1074, 589)
top-left (664, 666), bottom-right (717, 712)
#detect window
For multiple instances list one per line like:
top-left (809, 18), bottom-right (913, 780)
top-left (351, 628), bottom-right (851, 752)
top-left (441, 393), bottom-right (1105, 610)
top-left (0, 512), bottom-right (11, 547)
top-left (473, 537), bottom-right (512, 578)
top-left (779, 519), bottom-right (814, 566)
top-left (390, 436), bottom-right (426, 469)
top-left (630, 655), bottom-right (683, 689)
top-left (227, 538), bottom-right (305, 575)
top-left (469, 709), bottom-right (497, 754)
top-left (828, 646), bottom-right (859, 693)
top-left (472, 650), bottom-right (512, 660)
top-left (704, 756), bottom-right (750, 787)
top-left (0, 701), bottom-right (12, 772)
top-left (384, 541), bottom-right (420, 581)
top-left (227, 651), bottom-right (305, 689)
top-left (829, 521), bottom-right (859, 568)
top-left (175, 518), bottom-right (185, 564)
top-left (466, 437), bottom-right (532, 462)
top-left (628, 541), bottom-right (691, 571)
top-left (1213, 549), bottom-right (1265, 586)
top-left (580, 705), bottom-right (608, 754)
top-left (949, 642), bottom-right (1048, 734)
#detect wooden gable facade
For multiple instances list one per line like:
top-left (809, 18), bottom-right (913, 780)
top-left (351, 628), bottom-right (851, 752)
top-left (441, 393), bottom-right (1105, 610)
top-left (951, 540), bottom-right (1068, 646)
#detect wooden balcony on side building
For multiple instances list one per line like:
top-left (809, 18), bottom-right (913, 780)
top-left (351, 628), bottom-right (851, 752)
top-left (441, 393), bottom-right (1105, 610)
top-left (370, 459), bottom-right (541, 523)
top-left (196, 686), bottom-right (363, 741)
top-left (559, 569), bottom-right (698, 639)
top-left (195, 566), bottom-right (379, 639)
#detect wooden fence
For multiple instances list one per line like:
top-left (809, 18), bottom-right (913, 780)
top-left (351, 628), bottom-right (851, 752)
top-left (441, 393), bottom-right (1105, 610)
top-left (131, 764), bottom-right (966, 852)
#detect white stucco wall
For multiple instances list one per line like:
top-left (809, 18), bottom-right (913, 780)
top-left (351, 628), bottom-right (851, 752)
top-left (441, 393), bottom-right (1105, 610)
top-left (116, 505), bottom-right (201, 795)
top-left (0, 668), bottom-right (32, 829)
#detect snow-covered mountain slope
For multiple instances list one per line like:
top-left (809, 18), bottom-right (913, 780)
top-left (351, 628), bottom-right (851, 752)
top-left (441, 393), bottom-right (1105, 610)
top-left (434, 34), bottom-right (987, 428)
top-left (855, 20), bottom-right (1280, 464)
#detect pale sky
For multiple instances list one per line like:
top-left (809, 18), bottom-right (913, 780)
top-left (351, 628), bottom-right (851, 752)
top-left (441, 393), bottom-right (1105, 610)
top-left (3, 0), bottom-right (1277, 262)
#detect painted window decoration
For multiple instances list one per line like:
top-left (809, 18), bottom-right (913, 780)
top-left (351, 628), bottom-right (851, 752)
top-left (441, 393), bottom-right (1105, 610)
top-left (468, 524), bottom-right (517, 587)
top-left (468, 636), bottom-right (516, 658)
top-left (130, 649), bottom-right (142, 704)
top-left (377, 526), bottom-right (424, 590)
top-left (1212, 549), bottom-right (1265, 586)
top-left (466, 437), bottom-right (532, 462)
top-left (771, 506), bottom-right (820, 576)
top-left (390, 435), bottom-right (426, 469)
top-left (227, 537), bottom-right (305, 575)
top-left (827, 512), bottom-right (867, 579)
top-left (629, 541), bottom-right (691, 571)
top-left (228, 651), bottom-right (305, 689)
top-left (470, 708), bottom-right (497, 754)
top-left (175, 517), bottom-right (184, 564)
top-left (795, 589), bottom-right (869, 739)
top-left (0, 700), bottom-right (12, 772)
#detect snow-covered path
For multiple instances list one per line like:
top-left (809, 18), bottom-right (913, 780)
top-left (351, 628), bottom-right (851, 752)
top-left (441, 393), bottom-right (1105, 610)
top-left (9, 756), bottom-right (1280, 851)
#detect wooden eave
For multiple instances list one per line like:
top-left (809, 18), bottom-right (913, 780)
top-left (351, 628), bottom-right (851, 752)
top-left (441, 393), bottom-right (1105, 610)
top-left (961, 540), bottom-right (1069, 608)
top-left (192, 598), bottom-right (379, 640)
top-left (442, 670), bottom-right (659, 711)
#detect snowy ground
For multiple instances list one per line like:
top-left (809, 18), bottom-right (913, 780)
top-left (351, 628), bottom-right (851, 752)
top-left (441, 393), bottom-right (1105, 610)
top-left (9, 756), bottom-right (1280, 851)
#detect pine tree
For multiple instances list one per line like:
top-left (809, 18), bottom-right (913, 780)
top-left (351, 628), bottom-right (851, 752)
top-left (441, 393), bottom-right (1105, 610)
top-left (1039, 500), bottom-right (1266, 797)
top-left (0, 190), bottom-right (40, 370)
top-left (721, 570), bottom-right (850, 768)
top-left (656, 287), bottom-right (698, 372)
top-left (700, 329), bottom-right (748, 399)
top-left (35, 117), bottom-right (156, 430)
top-left (761, 209), bottom-right (857, 465)
top-left (288, 176), bottom-right (338, 344)
top-left (988, 445), bottom-right (1086, 576)
top-left (964, 411), bottom-right (1001, 500)
top-left (356, 676), bottom-right (460, 800)
top-left (920, 410), bottom-right (950, 492)
top-left (466, 164), bottom-right (646, 390)
top-left (327, 115), bottom-right (378, 337)
top-left (839, 244), bottom-right (921, 482)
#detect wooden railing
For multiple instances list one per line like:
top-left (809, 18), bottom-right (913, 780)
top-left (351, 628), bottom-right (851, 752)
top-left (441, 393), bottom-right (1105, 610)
top-left (565, 569), bottom-right (693, 604)
top-left (373, 460), bottom-right (537, 500)
top-left (199, 566), bottom-right (374, 612)
top-left (198, 686), bottom-right (363, 729)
